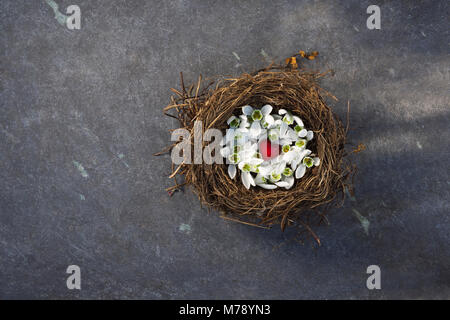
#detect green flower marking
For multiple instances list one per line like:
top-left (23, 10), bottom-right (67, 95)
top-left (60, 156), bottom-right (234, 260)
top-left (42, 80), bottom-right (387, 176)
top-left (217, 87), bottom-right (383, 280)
top-left (294, 125), bottom-right (303, 133)
top-left (283, 114), bottom-right (293, 125)
top-left (271, 172), bottom-right (281, 182)
top-left (283, 168), bottom-right (293, 176)
top-left (252, 110), bottom-right (263, 121)
top-left (242, 163), bottom-right (252, 172)
top-left (282, 144), bottom-right (290, 153)
top-left (303, 156), bottom-right (313, 168)
top-left (295, 139), bottom-right (306, 148)
top-left (229, 118), bottom-right (240, 128)
top-left (229, 153), bottom-right (240, 164)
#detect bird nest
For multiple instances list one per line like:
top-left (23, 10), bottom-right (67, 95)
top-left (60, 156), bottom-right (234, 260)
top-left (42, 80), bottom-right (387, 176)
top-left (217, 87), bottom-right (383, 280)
top-left (158, 61), bottom-right (354, 241)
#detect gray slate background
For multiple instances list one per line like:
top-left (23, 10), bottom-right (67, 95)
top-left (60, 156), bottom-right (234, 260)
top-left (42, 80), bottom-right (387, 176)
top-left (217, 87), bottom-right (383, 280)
top-left (1, 0), bottom-right (449, 299)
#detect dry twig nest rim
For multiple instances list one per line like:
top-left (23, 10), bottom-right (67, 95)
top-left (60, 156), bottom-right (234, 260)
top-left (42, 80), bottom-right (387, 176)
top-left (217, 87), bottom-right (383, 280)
top-left (161, 64), bottom-right (354, 239)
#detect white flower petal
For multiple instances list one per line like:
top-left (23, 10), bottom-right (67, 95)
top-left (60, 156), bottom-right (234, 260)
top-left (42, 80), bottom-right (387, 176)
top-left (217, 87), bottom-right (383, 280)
top-left (275, 181), bottom-right (289, 187)
top-left (227, 115), bottom-right (237, 125)
top-left (288, 128), bottom-right (298, 140)
top-left (278, 109), bottom-right (287, 115)
top-left (228, 165), bottom-right (236, 179)
top-left (239, 120), bottom-right (249, 129)
top-left (250, 121), bottom-right (261, 138)
top-left (249, 158), bottom-right (264, 166)
top-left (242, 105), bottom-right (254, 116)
top-left (306, 130), bottom-right (314, 141)
top-left (257, 130), bottom-right (268, 140)
top-left (283, 150), bottom-right (296, 162)
top-left (276, 161), bottom-right (286, 174)
top-left (248, 173), bottom-right (256, 186)
top-left (261, 104), bottom-right (273, 116)
top-left (279, 121), bottom-right (288, 137)
top-left (298, 129), bottom-right (307, 137)
top-left (285, 176), bottom-right (295, 189)
top-left (293, 116), bottom-right (304, 127)
top-left (273, 114), bottom-right (282, 120)
top-left (291, 159), bottom-right (299, 171)
top-left (242, 171), bottom-right (255, 187)
top-left (259, 184), bottom-right (278, 190)
top-left (295, 164), bottom-right (306, 179)
top-left (264, 114), bottom-right (274, 126)
top-left (258, 165), bottom-right (272, 176)
top-left (241, 171), bottom-right (251, 189)
top-left (250, 142), bottom-right (258, 151)
top-left (254, 173), bottom-right (265, 185)
top-left (313, 157), bottom-right (320, 166)
top-left (274, 119), bottom-right (283, 127)
top-left (297, 149), bottom-right (312, 161)
top-left (279, 138), bottom-right (292, 146)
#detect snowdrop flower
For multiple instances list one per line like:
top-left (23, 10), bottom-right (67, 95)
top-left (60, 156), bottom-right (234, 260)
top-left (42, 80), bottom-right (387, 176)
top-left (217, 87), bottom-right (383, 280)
top-left (239, 115), bottom-right (250, 129)
top-left (294, 151), bottom-right (316, 179)
top-left (226, 152), bottom-right (240, 179)
top-left (270, 164), bottom-right (295, 189)
top-left (269, 162), bottom-right (286, 183)
top-left (222, 104), bottom-right (320, 190)
top-left (255, 173), bottom-right (278, 190)
top-left (227, 116), bottom-right (240, 128)
top-left (292, 148), bottom-right (312, 171)
top-left (238, 162), bottom-right (256, 189)
top-left (278, 122), bottom-right (298, 145)
top-left (282, 144), bottom-right (291, 154)
top-left (242, 104), bottom-right (273, 120)
top-left (278, 109), bottom-right (294, 125)
top-left (242, 105), bottom-right (274, 138)
top-left (268, 128), bottom-right (279, 142)
top-left (271, 166), bottom-right (294, 189)
top-left (283, 167), bottom-right (293, 177)
top-left (292, 116), bottom-right (307, 137)
top-left (295, 139), bottom-right (307, 149)
top-left (303, 156), bottom-right (314, 168)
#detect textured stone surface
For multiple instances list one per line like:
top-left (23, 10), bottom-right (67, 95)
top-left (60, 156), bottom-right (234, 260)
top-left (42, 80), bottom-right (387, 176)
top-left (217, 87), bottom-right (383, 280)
top-left (0, 0), bottom-right (449, 299)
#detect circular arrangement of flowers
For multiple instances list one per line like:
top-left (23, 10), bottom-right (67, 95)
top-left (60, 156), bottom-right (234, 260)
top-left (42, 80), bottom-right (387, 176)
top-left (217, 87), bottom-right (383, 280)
top-left (220, 104), bottom-right (320, 190)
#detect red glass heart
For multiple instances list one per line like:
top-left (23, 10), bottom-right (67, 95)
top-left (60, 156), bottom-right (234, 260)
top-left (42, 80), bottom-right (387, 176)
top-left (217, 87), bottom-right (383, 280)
top-left (259, 139), bottom-right (280, 161)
